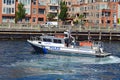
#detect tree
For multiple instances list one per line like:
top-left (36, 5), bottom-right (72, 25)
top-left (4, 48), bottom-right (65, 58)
top-left (15, 3), bottom-right (26, 23)
top-left (73, 14), bottom-right (84, 25)
top-left (78, 14), bottom-right (84, 25)
top-left (58, 1), bottom-right (67, 21)
top-left (47, 13), bottom-right (56, 21)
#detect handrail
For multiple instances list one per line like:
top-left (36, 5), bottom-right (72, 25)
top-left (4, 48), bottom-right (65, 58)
top-left (0, 23), bottom-right (120, 32)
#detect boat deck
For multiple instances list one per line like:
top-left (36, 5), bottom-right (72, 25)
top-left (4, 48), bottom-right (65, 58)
top-left (95, 52), bottom-right (111, 57)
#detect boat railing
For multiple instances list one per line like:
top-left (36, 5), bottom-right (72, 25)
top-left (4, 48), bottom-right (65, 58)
top-left (30, 36), bottom-right (41, 41)
top-left (92, 41), bottom-right (103, 49)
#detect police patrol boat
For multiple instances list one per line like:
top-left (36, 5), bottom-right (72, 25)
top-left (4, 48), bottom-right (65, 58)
top-left (27, 30), bottom-right (111, 57)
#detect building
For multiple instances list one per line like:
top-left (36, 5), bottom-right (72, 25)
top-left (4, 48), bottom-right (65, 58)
top-left (0, 0), bottom-right (120, 28)
top-left (46, 0), bottom-right (60, 21)
top-left (0, 0), bottom-right (60, 24)
top-left (64, 0), bottom-right (120, 27)
top-left (0, 0), bottom-right (47, 24)
top-left (1, 0), bottom-right (16, 23)
top-left (31, 0), bottom-right (46, 24)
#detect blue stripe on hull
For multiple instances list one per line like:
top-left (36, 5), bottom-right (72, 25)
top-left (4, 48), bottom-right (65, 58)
top-left (30, 44), bottom-right (44, 54)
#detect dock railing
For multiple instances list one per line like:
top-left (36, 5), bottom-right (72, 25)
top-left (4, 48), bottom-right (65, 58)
top-left (0, 23), bottom-right (120, 32)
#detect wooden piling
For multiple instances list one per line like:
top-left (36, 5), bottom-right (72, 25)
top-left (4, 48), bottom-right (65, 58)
top-left (88, 30), bottom-right (90, 40)
top-left (109, 31), bottom-right (112, 40)
top-left (99, 31), bottom-right (102, 40)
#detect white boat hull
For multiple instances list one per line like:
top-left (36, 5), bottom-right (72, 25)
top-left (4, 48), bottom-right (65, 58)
top-left (27, 40), bottom-right (111, 57)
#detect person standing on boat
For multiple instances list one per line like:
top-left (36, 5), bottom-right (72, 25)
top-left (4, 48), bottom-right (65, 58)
top-left (64, 30), bottom-right (71, 47)
top-left (64, 30), bottom-right (75, 47)
top-left (64, 38), bottom-right (69, 47)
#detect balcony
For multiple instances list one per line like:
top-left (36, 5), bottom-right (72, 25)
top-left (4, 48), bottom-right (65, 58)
top-left (2, 14), bottom-right (15, 17)
top-left (48, 9), bottom-right (58, 13)
top-left (38, 3), bottom-right (46, 6)
top-left (38, 6), bottom-right (46, 9)
top-left (48, 3), bottom-right (59, 6)
top-left (102, 9), bottom-right (111, 12)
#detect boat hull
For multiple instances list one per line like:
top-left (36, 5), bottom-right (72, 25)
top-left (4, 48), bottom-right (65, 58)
top-left (27, 40), bottom-right (111, 57)
top-left (30, 42), bottom-right (44, 53)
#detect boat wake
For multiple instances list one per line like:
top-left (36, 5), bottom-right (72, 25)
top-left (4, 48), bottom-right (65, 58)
top-left (8, 55), bottom-right (120, 68)
top-left (64, 55), bottom-right (120, 64)
top-left (42, 54), bottom-right (120, 64)
top-left (87, 55), bottom-right (120, 64)
top-left (2, 54), bottom-right (120, 78)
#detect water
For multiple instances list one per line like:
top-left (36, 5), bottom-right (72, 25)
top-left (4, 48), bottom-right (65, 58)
top-left (0, 40), bottom-right (120, 80)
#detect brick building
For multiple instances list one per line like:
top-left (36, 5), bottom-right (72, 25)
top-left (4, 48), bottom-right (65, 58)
top-left (64, 0), bottom-right (120, 27)
top-left (0, 0), bottom-right (59, 24)
top-left (0, 0), bottom-right (120, 28)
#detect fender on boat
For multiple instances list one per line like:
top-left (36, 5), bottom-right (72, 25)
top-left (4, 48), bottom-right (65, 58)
top-left (42, 47), bottom-right (48, 54)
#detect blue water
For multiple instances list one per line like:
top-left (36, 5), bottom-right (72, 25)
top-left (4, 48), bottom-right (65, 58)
top-left (0, 40), bottom-right (120, 80)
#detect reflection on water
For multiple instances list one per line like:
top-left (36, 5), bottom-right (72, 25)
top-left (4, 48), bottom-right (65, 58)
top-left (0, 40), bottom-right (120, 80)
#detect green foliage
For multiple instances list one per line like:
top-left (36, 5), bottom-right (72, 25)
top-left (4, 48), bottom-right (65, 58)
top-left (73, 20), bottom-right (79, 24)
top-left (58, 1), bottom-right (67, 21)
top-left (47, 13), bottom-right (56, 21)
top-left (78, 14), bottom-right (84, 25)
top-left (78, 14), bottom-right (84, 19)
top-left (15, 3), bottom-right (26, 23)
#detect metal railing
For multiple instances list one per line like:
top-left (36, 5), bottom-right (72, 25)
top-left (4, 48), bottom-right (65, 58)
top-left (0, 23), bottom-right (120, 32)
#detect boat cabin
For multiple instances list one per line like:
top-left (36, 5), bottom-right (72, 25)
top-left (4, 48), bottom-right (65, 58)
top-left (41, 36), bottom-right (65, 44)
top-left (40, 35), bottom-right (76, 48)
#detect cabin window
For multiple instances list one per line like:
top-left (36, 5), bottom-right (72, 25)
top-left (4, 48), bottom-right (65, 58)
top-left (38, 42), bottom-right (41, 44)
top-left (43, 38), bottom-right (52, 42)
top-left (53, 39), bottom-right (62, 43)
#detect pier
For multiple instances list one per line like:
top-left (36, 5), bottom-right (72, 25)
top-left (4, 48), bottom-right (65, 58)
top-left (0, 24), bottom-right (120, 40)
top-left (0, 29), bottom-right (120, 41)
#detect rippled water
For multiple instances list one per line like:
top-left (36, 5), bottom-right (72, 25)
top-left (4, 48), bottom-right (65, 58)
top-left (0, 40), bottom-right (120, 80)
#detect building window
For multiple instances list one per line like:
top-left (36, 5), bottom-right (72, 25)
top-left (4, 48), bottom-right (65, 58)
top-left (68, 8), bottom-right (71, 11)
top-left (38, 9), bottom-right (44, 14)
top-left (25, 17), bottom-right (30, 22)
top-left (50, 0), bottom-right (57, 4)
top-left (3, 7), bottom-right (14, 14)
top-left (2, 16), bottom-right (14, 22)
top-left (18, 0), bottom-right (31, 5)
top-left (27, 0), bottom-right (31, 5)
top-left (4, 0), bottom-right (6, 4)
top-left (33, 0), bottom-right (36, 5)
top-left (32, 17), bottom-right (36, 22)
top-left (113, 13), bottom-right (116, 17)
top-left (26, 8), bottom-right (30, 14)
top-left (38, 18), bottom-right (44, 21)
top-left (32, 8), bottom-right (36, 14)
top-left (3, 0), bottom-right (15, 5)
top-left (72, 8), bottom-right (74, 11)
top-left (68, 2), bottom-right (71, 5)
top-left (112, 4), bottom-right (116, 10)
top-left (101, 20), bottom-right (103, 23)
top-left (12, 0), bottom-right (14, 4)
top-left (50, 6), bottom-right (57, 11)
top-left (3, 8), bottom-right (5, 13)
top-left (38, 0), bottom-right (45, 5)
top-left (96, 13), bottom-right (99, 18)
top-left (107, 20), bottom-right (110, 24)
top-left (12, 8), bottom-right (14, 13)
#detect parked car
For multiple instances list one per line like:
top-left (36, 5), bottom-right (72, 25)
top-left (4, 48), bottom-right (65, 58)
top-left (43, 22), bottom-right (58, 27)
